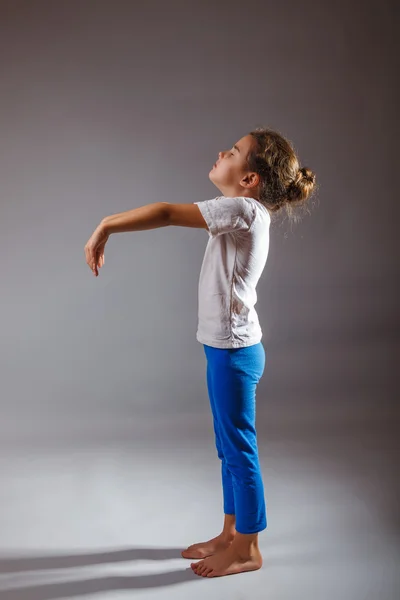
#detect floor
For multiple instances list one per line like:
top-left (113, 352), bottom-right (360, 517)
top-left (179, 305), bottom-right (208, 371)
top-left (0, 401), bottom-right (399, 600)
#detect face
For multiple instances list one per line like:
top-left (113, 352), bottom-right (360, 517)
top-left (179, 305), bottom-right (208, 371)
top-left (209, 134), bottom-right (259, 198)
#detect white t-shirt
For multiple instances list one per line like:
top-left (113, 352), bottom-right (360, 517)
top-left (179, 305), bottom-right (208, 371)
top-left (194, 196), bottom-right (271, 349)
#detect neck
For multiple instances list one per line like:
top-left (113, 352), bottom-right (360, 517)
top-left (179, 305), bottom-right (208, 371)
top-left (217, 186), bottom-right (260, 201)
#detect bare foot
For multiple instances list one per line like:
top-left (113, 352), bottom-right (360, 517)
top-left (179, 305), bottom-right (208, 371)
top-left (181, 533), bottom-right (235, 559)
top-left (190, 544), bottom-right (263, 577)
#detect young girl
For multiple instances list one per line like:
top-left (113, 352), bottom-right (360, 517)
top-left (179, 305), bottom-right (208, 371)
top-left (84, 127), bottom-right (316, 578)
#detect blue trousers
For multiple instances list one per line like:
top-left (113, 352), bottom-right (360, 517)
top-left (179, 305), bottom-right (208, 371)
top-left (203, 342), bottom-right (267, 534)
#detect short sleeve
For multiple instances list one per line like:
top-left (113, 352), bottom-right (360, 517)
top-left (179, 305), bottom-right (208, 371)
top-left (194, 196), bottom-right (256, 238)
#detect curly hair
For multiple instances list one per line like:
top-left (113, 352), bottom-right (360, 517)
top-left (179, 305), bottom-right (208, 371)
top-left (247, 127), bottom-right (317, 224)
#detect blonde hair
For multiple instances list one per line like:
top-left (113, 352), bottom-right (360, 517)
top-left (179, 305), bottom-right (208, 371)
top-left (247, 127), bottom-right (317, 224)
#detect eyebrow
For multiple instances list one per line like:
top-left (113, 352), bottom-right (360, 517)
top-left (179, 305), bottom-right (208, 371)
top-left (233, 145), bottom-right (240, 153)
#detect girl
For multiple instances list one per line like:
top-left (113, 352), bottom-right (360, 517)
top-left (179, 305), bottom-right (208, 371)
top-left (84, 127), bottom-right (316, 578)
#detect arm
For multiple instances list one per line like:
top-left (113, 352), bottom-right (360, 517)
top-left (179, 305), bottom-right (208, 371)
top-left (101, 202), bottom-right (170, 234)
top-left (165, 203), bottom-right (208, 230)
top-left (85, 202), bottom-right (208, 277)
top-left (101, 202), bottom-right (208, 235)
top-left (101, 202), bottom-right (208, 234)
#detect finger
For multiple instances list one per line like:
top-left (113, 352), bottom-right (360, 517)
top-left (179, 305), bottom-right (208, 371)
top-left (85, 245), bottom-right (94, 271)
top-left (84, 246), bottom-right (90, 268)
top-left (92, 252), bottom-right (98, 275)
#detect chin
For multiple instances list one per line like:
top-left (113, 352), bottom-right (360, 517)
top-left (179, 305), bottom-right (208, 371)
top-left (208, 172), bottom-right (222, 191)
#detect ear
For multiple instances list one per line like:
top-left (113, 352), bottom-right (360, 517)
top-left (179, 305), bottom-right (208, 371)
top-left (240, 172), bottom-right (260, 189)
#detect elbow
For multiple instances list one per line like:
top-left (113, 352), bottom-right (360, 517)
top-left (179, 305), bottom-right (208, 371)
top-left (159, 202), bottom-right (171, 225)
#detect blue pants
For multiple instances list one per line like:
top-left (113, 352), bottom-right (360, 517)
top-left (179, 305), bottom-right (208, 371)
top-left (203, 342), bottom-right (267, 534)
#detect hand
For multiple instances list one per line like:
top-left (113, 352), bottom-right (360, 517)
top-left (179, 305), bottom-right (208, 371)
top-left (84, 222), bottom-right (109, 277)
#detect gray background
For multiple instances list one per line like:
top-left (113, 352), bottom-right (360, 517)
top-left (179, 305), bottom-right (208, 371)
top-left (0, 1), bottom-right (398, 599)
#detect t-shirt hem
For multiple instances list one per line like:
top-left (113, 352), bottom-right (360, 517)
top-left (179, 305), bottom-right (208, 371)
top-left (196, 333), bottom-right (262, 349)
top-left (194, 201), bottom-right (218, 237)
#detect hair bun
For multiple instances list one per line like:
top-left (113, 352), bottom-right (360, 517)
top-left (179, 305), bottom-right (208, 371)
top-left (299, 167), bottom-right (315, 184)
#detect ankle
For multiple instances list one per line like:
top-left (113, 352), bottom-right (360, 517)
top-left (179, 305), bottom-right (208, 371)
top-left (232, 535), bottom-right (259, 556)
top-left (222, 514), bottom-right (236, 541)
top-left (221, 530), bottom-right (236, 542)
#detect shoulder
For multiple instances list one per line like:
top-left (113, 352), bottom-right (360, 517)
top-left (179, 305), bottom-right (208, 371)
top-left (242, 197), bottom-right (270, 220)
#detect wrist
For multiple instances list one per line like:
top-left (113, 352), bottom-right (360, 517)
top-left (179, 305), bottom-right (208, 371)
top-left (100, 217), bottom-right (112, 235)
